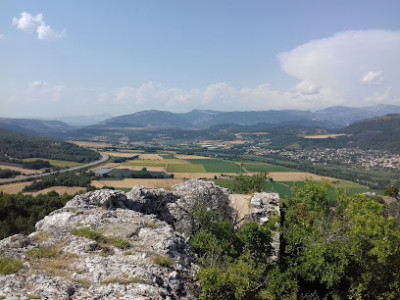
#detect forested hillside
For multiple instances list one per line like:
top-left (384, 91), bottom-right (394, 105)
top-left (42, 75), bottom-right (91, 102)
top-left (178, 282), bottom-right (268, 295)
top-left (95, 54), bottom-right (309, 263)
top-left (193, 181), bottom-right (400, 299)
top-left (0, 128), bottom-right (100, 163)
top-left (342, 114), bottom-right (400, 152)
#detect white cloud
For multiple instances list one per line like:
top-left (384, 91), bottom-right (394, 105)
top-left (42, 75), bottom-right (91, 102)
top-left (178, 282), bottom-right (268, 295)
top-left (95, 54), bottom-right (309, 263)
top-left (12, 12), bottom-right (43, 33)
top-left (37, 23), bottom-right (66, 40)
top-left (3, 30), bottom-right (400, 118)
top-left (361, 71), bottom-right (383, 85)
top-left (0, 34), bottom-right (4, 39)
top-left (12, 12), bottom-right (66, 40)
top-left (294, 80), bottom-right (320, 95)
top-left (30, 81), bottom-right (44, 88)
top-left (278, 30), bottom-right (400, 107)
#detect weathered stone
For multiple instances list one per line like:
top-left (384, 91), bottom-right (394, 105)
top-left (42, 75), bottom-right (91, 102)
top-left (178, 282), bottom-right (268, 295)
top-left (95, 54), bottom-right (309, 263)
top-left (0, 189), bottom-right (197, 299)
top-left (249, 192), bottom-right (281, 261)
top-left (0, 180), bottom-right (283, 298)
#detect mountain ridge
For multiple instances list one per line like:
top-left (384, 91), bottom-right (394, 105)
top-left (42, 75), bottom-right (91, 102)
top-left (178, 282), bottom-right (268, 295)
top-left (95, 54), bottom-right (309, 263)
top-left (1, 104), bottom-right (399, 137)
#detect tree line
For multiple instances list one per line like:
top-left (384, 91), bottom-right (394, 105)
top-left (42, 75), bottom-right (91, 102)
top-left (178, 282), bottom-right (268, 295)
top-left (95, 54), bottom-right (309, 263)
top-left (0, 191), bottom-right (73, 238)
top-left (191, 180), bottom-right (400, 299)
top-left (0, 128), bottom-right (100, 163)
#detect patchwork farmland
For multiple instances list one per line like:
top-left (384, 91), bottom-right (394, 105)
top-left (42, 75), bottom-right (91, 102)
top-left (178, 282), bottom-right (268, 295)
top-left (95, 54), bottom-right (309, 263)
top-left (0, 149), bottom-right (382, 198)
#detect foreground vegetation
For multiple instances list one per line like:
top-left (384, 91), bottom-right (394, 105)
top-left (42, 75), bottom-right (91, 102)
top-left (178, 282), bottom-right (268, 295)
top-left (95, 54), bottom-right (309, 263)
top-left (192, 181), bottom-right (400, 299)
top-left (22, 171), bottom-right (94, 192)
top-left (1, 176), bottom-right (399, 298)
top-left (0, 191), bottom-right (73, 238)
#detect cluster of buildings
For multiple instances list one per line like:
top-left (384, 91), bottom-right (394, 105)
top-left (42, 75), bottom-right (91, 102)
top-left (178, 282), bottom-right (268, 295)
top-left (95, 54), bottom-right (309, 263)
top-left (249, 146), bottom-right (400, 170)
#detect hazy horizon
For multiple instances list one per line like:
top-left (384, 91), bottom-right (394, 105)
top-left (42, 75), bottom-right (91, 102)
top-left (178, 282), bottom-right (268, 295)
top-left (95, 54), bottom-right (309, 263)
top-left (1, 1), bottom-right (400, 119)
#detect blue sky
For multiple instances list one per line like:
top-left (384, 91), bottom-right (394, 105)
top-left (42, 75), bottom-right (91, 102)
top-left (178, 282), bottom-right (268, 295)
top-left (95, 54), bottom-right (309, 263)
top-left (1, 0), bottom-right (399, 118)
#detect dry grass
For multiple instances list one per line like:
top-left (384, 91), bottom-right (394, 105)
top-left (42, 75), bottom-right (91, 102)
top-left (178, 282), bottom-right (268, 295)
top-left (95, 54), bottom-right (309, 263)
top-left (0, 182), bottom-right (30, 194)
top-left (138, 154), bottom-right (163, 160)
top-left (91, 163), bottom-right (120, 170)
top-left (104, 151), bottom-right (138, 158)
top-left (102, 276), bottom-right (144, 285)
top-left (29, 252), bottom-right (79, 282)
top-left (269, 172), bottom-right (333, 181)
top-left (26, 246), bottom-right (62, 259)
top-left (91, 178), bottom-right (184, 189)
top-left (124, 159), bottom-right (188, 167)
top-left (117, 166), bottom-right (166, 172)
top-left (23, 158), bottom-right (83, 168)
top-left (174, 154), bottom-right (212, 160)
top-left (26, 186), bottom-right (85, 196)
top-left (68, 140), bottom-right (113, 148)
top-left (171, 172), bottom-right (236, 179)
top-left (303, 133), bottom-right (347, 139)
top-left (151, 255), bottom-right (173, 268)
top-left (223, 140), bottom-right (247, 145)
top-left (31, 232), bottom-right (51, 243)
top-left (0, 165), bottom-right (39, 174)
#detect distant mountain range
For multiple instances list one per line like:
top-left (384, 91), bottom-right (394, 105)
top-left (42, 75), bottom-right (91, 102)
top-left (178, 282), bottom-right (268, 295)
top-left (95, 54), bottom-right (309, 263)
top-left (0, 118), bottom-right (72, 136)
top-left (1, 104), bottom-right (399, 136)
top-left (98, 104), bottom-right (400, 129)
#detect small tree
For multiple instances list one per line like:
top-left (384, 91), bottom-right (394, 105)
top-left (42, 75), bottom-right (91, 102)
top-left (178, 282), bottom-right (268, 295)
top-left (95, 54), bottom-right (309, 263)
top-left (384, 186), bottom-right (399, 198)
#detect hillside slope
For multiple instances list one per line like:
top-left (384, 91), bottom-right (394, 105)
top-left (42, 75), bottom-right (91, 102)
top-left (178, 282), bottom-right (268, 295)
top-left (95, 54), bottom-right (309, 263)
top-left (342, 113), bottom-right (400, 152)
top-left (0, 118), bottom-right (72, 135)
top-left (0, 128), bottom-right (100, 163)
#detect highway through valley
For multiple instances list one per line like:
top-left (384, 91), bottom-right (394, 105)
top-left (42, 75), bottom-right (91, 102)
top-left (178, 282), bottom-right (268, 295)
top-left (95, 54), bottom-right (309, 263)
top-left (0, 152), bottom-right (109, 185)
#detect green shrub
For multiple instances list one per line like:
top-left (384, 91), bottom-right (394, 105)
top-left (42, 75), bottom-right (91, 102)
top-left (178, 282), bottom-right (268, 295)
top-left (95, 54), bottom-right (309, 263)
top-left (152, 255), bottom-right (173, 268)
top-left (26, 246), bottom-right (61, 259)
top-left (71, 228), bottom-right (106, 243)
top-left (0, 256), bottom-right (23, 274)
top-left (72, 228), bottom-right (130, 250)
top-left (232, 170), bottom-right (268, 194)
top-left (110, 239), bottom-right (130, 249)
top-left (102, 276), bottom-right (144, 285)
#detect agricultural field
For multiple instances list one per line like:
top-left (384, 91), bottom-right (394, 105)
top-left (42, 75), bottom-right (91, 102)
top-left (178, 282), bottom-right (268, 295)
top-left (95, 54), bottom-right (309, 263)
top-left (240, 162), bottom-right (297, 173)
top-left (124, 158), bottom-right (188, 168)
top-left (186, 159), bottom-right (241, 173)
top-left (23, 158), bottom-right (83, 168)
top-left (215, 179), bottom-right (382, 201)
top-left (26, 186), bottom-right (85, 196)
top-left (104, 151), bottom-right (141, 157)
top-left (0, 182), bottom-right (30, 194)
top-left (91, 178), bottom-right (183, 189)
top-left (68, 141), bottom-right (114, 148)
top-left (0, 165), bottom-right (39, 175)
top-left (166, 164), bottom-right (206, 173)
top-left (303, 133), bottom-right (347, 139)
top-left (268, 172), bottom-right (327, 181)
top-left (5, 149), bottom-right (382, 199)
top-left (0, 181), bottom-right (86, 195)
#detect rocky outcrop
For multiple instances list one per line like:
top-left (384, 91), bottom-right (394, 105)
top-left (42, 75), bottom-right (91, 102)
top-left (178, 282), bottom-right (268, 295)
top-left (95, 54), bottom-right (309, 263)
top-left (169, 179), bottom-right (230, 235)
top-left (0, 189), bottom-right (197, 299)
top-left (0, 179), bottom-right (281, 299)
top-left (127, 179), bottom-right (230, 235)
top-left (249, 192), bottom-right (281, 261)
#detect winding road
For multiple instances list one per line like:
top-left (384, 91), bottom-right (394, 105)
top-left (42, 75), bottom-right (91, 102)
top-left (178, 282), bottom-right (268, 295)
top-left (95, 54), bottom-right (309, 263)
top-left (0, 152), bottom-right (109, 185)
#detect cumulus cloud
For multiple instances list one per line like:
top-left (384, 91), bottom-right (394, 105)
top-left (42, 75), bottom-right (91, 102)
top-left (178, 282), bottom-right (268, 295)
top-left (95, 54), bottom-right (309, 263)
top-left (12, 12), bottom-right (66, 40)
top-left (361, 71), bottom-right (383, 85)
top-left (3, 30), bottom-right (400, 117)
top-left (100, 30), bottom-right (400, 113)
top-left (278, 30), bottom-right (400, 107)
